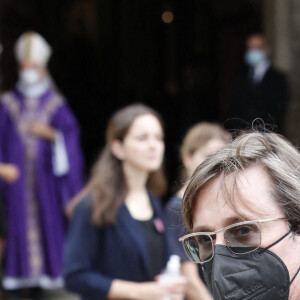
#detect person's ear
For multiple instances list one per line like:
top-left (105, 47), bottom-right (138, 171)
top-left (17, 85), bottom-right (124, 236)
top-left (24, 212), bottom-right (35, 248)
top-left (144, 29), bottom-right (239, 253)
top-left (110, 139), bottom-right (125, 160)
top-left (182, 153), bottom-right (192, 170)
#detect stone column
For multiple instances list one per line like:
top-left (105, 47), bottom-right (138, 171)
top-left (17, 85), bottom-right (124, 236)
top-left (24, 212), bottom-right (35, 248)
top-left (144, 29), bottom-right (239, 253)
top-left (264, 0), bottom-right (300, 143)
top-left (265, 0), bottom-right (293, 72)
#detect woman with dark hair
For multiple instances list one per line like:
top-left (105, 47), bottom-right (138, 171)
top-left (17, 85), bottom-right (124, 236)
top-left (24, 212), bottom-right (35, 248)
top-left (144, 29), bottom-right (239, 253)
top-left (64, 104), bottom-right (186, 300)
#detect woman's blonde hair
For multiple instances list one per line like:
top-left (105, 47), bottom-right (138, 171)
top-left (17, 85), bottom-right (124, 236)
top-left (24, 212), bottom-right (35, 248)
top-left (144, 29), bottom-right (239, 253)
top-left (180, 122), bottom-right (231, 159)
top-left (182, 131), bottom-right (300, 233)
top-left (178, 122), bottom-right (230, 183)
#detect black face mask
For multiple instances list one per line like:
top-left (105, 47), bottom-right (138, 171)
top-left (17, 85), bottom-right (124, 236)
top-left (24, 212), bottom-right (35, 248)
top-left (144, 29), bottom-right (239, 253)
top-left (203, 231), bottom-right (300, 300)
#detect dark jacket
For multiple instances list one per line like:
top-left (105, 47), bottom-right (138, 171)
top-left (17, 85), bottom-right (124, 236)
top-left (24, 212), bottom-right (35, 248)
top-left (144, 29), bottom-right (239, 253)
top-left (63, 194), bottom-right (172, 300)
top-left (227, 66), bottom-right (289, 133)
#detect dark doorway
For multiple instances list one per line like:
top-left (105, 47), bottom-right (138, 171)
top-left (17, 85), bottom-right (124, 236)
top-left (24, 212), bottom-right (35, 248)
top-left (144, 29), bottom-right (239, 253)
top-left (0, 0), bottom-right (262, 197)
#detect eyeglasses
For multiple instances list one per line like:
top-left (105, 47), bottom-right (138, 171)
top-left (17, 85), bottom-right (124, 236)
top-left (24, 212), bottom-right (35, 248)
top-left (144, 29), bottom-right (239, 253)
top-left (179, 217), bottom-right (287, 263)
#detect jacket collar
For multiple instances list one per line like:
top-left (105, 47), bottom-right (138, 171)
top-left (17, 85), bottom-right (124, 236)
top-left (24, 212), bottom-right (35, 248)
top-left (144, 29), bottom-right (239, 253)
top-left (118, 194), bottom-right (169, 278)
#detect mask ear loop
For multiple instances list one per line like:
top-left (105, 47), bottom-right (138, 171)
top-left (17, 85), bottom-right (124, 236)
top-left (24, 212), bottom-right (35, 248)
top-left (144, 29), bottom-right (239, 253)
top-left (264, 230), bottom-right (291, 251)
top-left (289, 224), bottom-right (300, 285)
top-left (290, 267), bottom-right (300, 285)
top-left (262, 230), bottom-right (300, 285)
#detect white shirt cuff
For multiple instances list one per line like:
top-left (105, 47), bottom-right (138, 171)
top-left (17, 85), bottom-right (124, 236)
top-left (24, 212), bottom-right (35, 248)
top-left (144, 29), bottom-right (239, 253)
top-left (52, 131), bottom-right (70, 176)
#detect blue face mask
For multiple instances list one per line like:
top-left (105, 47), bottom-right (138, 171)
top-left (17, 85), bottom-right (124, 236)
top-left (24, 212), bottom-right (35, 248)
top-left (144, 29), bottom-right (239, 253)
top-left (244, 49), bottom-right (266, 66)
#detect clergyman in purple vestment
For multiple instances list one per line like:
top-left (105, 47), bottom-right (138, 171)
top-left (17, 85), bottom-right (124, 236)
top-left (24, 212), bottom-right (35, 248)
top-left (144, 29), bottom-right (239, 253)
top-left (0, 31), bottom-right (84, 292)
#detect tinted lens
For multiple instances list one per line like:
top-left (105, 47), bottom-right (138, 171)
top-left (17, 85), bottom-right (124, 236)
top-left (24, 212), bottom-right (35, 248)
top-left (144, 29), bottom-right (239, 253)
top-left (183, 235), bottom-right (213, 263)
top-left (225, 223), bottom-right (261, 253)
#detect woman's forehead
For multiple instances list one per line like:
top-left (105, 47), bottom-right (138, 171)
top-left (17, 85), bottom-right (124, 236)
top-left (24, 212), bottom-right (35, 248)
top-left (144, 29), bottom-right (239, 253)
top-left (127, 114), bottom-right (162, 134)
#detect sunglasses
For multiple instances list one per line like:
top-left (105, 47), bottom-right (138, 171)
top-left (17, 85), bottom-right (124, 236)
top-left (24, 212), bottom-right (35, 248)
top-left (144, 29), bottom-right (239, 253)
top-left (179, 217), bottom-right (287, 263)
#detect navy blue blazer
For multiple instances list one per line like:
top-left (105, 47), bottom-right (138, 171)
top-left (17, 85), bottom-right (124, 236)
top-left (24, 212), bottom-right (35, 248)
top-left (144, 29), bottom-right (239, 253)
top-left (164, 195), bottom-right (187, 261)
top-left (63, 194), bottom-right (172, 300)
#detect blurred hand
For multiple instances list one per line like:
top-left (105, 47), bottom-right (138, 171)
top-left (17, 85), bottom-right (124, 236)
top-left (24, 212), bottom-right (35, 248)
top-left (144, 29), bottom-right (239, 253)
top-left (108, 277), bottom-right (187, 300)
top-left (65, 197), bottom-right (80, 218)
top-left (29, 121), bottom-right (56, 141)
top-left (157, 275), bottom-right (187, 300)
top-left (0, 163), bottom-right (20, 183)
top-left (136, 282), bottom-right (169, 300)
top-left (137, 276), bottom-right (186, 300)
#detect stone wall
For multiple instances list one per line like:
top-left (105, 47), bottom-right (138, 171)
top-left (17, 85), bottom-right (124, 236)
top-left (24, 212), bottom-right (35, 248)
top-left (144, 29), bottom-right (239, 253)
top-left (264, 0), bottom-right (300, 145)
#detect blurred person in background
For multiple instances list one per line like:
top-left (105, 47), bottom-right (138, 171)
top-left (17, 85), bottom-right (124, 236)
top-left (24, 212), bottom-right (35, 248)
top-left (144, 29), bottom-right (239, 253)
top-left (64, 103), bottom-right (186, 300)
top-left (0, 31), bottom-right (84, 299)
top-left (180, 131), bottom-right (300, 300)
top-left (165, 122), bottom-right (230, 300)
top-left (227, 33), bottom-right (289, 133)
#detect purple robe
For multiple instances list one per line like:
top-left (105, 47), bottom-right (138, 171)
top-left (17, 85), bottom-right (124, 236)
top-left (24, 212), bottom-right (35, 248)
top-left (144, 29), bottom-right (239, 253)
top-left (0, 87), bottom-right (84, 286)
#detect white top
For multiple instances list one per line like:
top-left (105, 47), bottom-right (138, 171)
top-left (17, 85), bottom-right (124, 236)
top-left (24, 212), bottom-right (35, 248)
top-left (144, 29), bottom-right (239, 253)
top-left (252, 59), bottom-right (271, 83)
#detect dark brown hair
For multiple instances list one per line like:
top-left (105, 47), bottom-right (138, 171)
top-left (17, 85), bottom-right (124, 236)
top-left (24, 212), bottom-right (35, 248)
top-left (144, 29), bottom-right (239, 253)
top-left (78, 103), bottom-right (167, 226)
